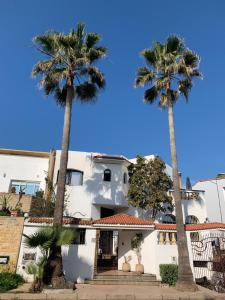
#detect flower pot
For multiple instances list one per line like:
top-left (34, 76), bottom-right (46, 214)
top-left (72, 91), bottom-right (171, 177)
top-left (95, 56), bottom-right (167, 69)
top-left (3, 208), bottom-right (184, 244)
top-left (135, 263), bottom-right (144, 274)
top-left (11, 210), bottom-right (19, 217)
top-left (122, 262), bottom-right (131, 272)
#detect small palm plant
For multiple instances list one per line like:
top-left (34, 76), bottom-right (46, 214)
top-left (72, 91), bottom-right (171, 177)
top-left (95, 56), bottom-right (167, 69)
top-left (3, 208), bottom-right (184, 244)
top-left (24, 226), bottom-right (76, 285)
top-left (135, 35), bottom-right (201, 290)
top-left (27, 256), bottom-right (47, 292)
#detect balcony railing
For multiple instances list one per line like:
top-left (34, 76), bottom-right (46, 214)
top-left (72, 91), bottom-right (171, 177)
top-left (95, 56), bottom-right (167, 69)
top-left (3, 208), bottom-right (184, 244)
top-left (158, 231), bottom-right (177, 245)
top-left (169, 189), bottom-right (201, 201)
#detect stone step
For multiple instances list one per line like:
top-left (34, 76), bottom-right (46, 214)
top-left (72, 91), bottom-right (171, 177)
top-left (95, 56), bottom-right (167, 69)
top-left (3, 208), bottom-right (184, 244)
top-left (94, 274), bottom-right (157, 281)
top-left (86, 279), bottom-right (161, 286)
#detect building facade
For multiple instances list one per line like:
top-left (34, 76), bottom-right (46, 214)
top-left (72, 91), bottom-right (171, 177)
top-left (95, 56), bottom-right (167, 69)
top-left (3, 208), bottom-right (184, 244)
top-left (0, 148), bottom-right (225, 284)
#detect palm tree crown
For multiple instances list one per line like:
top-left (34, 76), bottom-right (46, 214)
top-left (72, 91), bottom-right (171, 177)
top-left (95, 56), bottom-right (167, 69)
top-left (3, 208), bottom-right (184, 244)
top-left (135, 35), bottom-right (201, 106)
top-left (32, 22), bottom-right (107, 105)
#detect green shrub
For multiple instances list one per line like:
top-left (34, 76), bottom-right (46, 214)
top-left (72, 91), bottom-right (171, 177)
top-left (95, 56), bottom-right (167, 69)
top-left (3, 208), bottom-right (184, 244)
top-left (159, 264), bottom-right (178, 286)
top-left (0, 272), bottom-right (24, 292)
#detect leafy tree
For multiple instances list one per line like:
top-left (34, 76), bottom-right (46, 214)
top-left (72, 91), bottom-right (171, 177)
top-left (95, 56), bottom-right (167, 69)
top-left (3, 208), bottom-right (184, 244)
top-left (135, 35), bottom-right (201, 291)
top-left (24, 226), bottom-right (76, 285)
top-left (32, 22), bottom-right (107, 226)
top-left (128, 155), bottom-right (173, 219)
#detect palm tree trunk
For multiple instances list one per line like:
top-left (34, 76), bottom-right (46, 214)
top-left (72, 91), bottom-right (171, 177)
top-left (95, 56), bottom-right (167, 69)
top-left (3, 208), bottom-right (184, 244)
top-left (53, 85), bottom-right (73, 225)
top-left (168, 102), bottom-right (197, 291)
top-left (50, 84), bottom-right (73, 284)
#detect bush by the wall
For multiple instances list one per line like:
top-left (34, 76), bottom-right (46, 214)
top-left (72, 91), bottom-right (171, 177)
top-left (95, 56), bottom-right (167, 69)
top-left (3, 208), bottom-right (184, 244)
top-left (159, 264), bottom-right (178, 286)
top-left (0, 272), bottom-right (24, 292)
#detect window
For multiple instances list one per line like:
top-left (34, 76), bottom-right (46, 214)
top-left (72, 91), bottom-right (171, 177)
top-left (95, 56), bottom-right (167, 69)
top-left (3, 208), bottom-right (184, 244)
top-left (10, 181), bottom-right (40, 195)
top-left (103, 169), bottom-right (111, 182)
top-left (71, 229), bottom-right (86, 245)
top-left (185, 215), bottom-right (199, 224)
top-left (190, 232), bottom-right (199, 241)
top-left (162, 214), bottom-right (176, 224)
top-left (123, 172), bottom-right (127, 184)
top-left (64, 169), bottom-right (83, 186)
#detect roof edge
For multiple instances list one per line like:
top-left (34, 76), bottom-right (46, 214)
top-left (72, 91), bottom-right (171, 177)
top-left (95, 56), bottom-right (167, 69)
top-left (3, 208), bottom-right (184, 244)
top-left (0, 148), bottom-right (50, 158)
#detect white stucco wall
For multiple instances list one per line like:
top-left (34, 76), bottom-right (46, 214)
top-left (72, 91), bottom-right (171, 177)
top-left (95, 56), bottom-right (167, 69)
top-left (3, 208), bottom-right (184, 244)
top-left (118, 230), bottom-right (159, 276)
top-left (54, 151), bottom-right (129, 219)
top-left (0, 154), bottom-right (48, 193)
top-left (17, 224), bottom-right (96, 282)
top-left (193, 179), bottom-right (225, 223)
top-left (181, 197), bottom-right (207, 224)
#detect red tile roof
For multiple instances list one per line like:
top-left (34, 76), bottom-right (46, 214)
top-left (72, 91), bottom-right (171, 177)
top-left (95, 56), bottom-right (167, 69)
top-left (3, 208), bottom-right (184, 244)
top-left (93, 214), bottom-right (154, 226)
top-left (28, 217), bottom-right (92, 225)
top-left (155, 223), bottom-right (225, 231)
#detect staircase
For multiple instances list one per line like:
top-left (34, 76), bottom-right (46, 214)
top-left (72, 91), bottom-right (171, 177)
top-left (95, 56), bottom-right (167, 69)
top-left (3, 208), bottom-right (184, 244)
top-left (85, 272), bottom-right (161, 286)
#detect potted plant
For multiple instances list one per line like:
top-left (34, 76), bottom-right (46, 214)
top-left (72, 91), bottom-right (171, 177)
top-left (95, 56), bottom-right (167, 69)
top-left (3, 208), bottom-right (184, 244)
top-left (131, 233), bottom-right (144, 274)
top-left (122, 255), bottom-right (131, 272)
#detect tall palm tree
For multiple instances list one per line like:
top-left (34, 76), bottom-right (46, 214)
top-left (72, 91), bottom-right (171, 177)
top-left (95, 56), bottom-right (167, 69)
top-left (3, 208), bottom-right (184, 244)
top-left (135, 35), bottom-right (201, 291)
top-left (32, 23), bottom-right (107, 225)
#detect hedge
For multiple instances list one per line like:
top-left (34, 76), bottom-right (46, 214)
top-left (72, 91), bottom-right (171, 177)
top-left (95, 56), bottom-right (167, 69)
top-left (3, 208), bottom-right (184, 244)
top-left (159, 264), bottom-right (178, 286)
top-left (0, 272), bottom-right (24, 292)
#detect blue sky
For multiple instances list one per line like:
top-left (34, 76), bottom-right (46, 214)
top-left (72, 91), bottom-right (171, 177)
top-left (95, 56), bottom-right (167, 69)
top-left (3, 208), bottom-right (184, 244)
top-left (0, 0), bottom-right (224, 182)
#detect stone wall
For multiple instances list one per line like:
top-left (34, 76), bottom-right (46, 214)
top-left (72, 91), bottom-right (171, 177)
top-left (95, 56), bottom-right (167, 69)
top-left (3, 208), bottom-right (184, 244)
top-left (0, 217), bottom-right (24, 272)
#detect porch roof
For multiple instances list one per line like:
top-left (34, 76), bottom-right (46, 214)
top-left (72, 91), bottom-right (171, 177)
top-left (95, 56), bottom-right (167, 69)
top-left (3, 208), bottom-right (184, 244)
top-left (92, 213), bottom-right (154, 229)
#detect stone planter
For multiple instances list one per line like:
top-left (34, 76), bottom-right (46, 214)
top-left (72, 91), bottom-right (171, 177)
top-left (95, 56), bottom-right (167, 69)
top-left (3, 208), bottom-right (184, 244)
top-left (122, 262), bottom-right (131, 272)
top-left (135, 263), bottom-right (144, 274)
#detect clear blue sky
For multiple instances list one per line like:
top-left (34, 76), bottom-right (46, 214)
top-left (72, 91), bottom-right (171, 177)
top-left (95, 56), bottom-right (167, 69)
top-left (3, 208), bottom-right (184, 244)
top-left (0, 0), bottom-right (224, 182)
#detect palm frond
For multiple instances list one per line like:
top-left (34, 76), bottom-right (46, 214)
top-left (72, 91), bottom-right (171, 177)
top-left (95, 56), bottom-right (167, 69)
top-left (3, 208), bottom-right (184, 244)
top-left (183, 49), bottom-right (199, 68)
top-left (166, 35), bottom-right (184, 54)
top-left (144, 86), bottom-right (159, 104)
top-left (88, 47), bottom-right (107, 63)
top-left (23, 227), bottom-right (54, 249)
top-left (76, 82), bottom-right (97, 101)
top-left (53, 85), bottom-right (67, 106)
top-left (141, 49), bottom-right (157, 67)
top-left (33, 32), bottom-right (59, 55)
top-left (86, 33), bottom-right (101, 48)
top-left (178, 79), bottom-right (192, 100)
top-left (57, 228), bottom-right (76, 246)
top-left (135, 67), bottom-right (155, 87)
top-left (81, 66), bottom-right (105, 88)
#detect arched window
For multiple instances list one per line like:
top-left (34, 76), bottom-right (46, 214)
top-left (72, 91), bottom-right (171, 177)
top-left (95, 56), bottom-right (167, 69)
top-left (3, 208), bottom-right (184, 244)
top-left (185, 215), bottom-right (199, 224)
top-left (103, 169), bottom-right (111, 182)
top-left (123, 172), bottom-right (127, 184)
top-left (65, 169), bottom-right (83, 186)
top-left (162, 214), bottom-right (176, 224)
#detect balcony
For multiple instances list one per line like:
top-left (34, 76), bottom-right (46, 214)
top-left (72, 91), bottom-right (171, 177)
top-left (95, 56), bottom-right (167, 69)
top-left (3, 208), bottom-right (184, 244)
top-left (169, 189), bottom-right (202, 201)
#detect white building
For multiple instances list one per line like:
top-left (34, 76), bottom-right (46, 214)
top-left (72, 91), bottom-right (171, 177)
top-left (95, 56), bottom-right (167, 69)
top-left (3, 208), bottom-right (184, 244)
top-left (0, 148), bottom-right (225, 284)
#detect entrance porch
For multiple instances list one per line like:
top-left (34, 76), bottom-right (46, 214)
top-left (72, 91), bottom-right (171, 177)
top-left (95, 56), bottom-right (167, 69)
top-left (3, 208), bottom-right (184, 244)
top-left (92, 214), bottom-right (155, 275)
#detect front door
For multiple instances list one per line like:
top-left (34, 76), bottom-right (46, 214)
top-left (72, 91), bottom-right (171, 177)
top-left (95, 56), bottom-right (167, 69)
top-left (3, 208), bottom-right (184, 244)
top-left (97, 230), bottom-right (118, 272)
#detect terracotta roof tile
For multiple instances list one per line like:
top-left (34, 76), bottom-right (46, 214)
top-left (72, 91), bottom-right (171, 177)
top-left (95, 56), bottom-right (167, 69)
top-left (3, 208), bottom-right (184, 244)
top-left (93, 214), bottom-right (154, 226)
top-left (28, 217), bottom-right (92, 225)
top-left (155, 223), bottom-right (225, 231)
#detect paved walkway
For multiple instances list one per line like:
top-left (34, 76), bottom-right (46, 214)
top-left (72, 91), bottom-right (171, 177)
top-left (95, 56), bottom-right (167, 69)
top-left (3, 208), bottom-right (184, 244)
top-left (0, 284), bottom-right (223, 299)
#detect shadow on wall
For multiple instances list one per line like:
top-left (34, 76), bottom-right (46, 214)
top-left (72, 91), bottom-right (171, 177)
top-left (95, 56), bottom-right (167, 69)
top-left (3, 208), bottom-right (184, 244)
top-left (62, 244), bottom-right (93, 282)
top-left (84, 164), bottom-right (128, 208)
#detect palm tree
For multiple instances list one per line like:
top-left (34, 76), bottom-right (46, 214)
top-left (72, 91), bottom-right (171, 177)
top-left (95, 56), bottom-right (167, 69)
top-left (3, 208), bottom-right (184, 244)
top-left (24, 226), bottom-right (75, 285)
top-left (32, 23), bottom-right (107, 225)
top-left (135, 35), bottom-right (201, 291)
